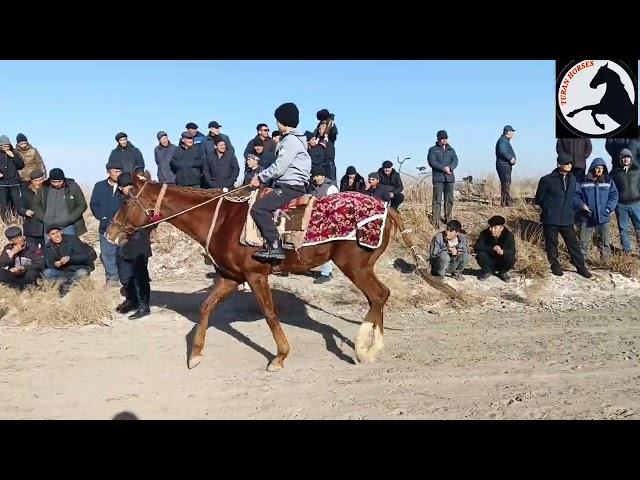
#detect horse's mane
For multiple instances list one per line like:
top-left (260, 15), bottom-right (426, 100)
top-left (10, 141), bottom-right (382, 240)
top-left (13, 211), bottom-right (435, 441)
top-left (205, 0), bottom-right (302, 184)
top-left (142, 180), bottom-right (250, 202)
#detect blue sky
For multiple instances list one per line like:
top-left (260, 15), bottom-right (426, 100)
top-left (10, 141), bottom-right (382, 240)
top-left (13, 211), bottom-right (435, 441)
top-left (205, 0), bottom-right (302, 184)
top-left (1, 60), bottom-right (612, 185)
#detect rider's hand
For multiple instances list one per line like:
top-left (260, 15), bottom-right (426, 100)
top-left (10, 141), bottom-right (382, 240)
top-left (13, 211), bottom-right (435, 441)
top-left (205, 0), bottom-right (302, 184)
top-left (250, 177), bottom-right (261, 188)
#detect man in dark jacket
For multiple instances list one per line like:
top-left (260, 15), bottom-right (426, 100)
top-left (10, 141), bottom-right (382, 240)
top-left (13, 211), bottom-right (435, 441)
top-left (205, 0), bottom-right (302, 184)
top-left (495, 125), bottom-right (517, 207)
top-left (243, 154), bottom-right (263, 186)
top-left (43, 225), bottom-right (96, 294)
top-left (306, 131), bottom-right (336, 180)
top-left (474, 215), bottom-right (516, 281)
top-left (16, 169), bottom-right (46, 248)
top-left (427, 130), bottom-right (458, 224)
top-left (535, 154), bottom-right (592, 278)
top-left (243, 124), bottom-right (277, 158)
top-left (170, 132), bottom-right (207, 188)
top-left (364, 172), bottom-right (393, 203)
top-left (90, 159), bottom-right (124, 284)
top-left (610, 148), bottom-right (640, 254)
top-left (115, 173), bottom-right (152, 319)
top-left (204, 137), bottom-right (239, 189)
top-left (0, 134), bottom-right (25, 222)
top-left (556, 138), bottom-right (593, 180)
top-left (0, 226), bottom-right (43, 289)
top-left (378, 160), bottom-right (405, 210)
top-left (340, 166), bottom-right (366, 193)
top-left (250, 138), bottom-right (276, 169)
top-left (154, 131), bottom-right (177, 184)
top-left (203, 121), bottom-right (234, 157)
top-left (184, 122), bottom-right (206, 150)
top-left (107, 133), bottom-right (145, 175)
top-left (574, 157), bottom-right (618, 262)
top-left (605, 138), bottom-right (640, 165)
top-left (32, 168), bottom-right (88, 243)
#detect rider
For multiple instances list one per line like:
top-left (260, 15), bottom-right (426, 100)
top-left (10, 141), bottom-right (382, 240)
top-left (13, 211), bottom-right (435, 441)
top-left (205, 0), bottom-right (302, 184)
top-left (249, 102), bottom-right (312, 260)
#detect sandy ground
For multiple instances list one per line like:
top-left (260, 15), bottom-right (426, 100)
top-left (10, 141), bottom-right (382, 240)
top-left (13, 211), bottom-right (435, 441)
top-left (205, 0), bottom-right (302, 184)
top-left (2, 262), bottom-right (640, 419)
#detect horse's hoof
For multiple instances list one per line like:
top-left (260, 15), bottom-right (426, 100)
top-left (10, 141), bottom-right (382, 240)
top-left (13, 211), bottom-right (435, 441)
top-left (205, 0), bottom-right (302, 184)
top-left (266, 362), bottom-right (283, 372)
top-left (567, 112), bottom-right (575, 118)
top-left (188, 355), bottom-right (203, 369)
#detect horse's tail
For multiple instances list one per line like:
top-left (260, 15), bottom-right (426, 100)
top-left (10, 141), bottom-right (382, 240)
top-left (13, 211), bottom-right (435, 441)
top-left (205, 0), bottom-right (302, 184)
top-left (386, 207), bottom-right (464, 301)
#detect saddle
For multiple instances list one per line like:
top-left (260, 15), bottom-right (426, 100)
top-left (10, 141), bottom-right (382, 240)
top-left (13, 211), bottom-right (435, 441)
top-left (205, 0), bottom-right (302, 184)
top-left (240, 188), bottom-right (316, 250)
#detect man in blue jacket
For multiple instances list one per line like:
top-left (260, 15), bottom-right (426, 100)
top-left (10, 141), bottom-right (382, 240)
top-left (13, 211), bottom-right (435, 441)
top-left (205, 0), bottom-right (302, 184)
top-left (535, 154), bottom-right (592, 278)
top-left (574, 158), bottom-right (618, 262)
top-left (495, 125), bottom-right (517, 207)
top-left (427, 130), bottom-right (458, 226)
top-left (90, 158), bottom-right (124, 284)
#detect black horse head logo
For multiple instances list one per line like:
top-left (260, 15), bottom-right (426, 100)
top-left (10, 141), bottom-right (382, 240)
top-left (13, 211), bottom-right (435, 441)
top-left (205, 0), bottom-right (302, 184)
top-left (567, 62), bottom-right (634, 130)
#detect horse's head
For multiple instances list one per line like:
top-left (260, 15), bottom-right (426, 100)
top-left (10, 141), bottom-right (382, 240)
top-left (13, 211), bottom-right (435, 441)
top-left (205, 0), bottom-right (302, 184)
top-left (106, 171), bottom-right (156, 246)
top-left (590, 63), bottom-right (619, 89)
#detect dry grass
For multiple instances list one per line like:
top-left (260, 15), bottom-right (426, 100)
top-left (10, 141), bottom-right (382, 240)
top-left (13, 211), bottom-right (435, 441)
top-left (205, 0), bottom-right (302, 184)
top-left (1, 279), bottom-right (119, 328)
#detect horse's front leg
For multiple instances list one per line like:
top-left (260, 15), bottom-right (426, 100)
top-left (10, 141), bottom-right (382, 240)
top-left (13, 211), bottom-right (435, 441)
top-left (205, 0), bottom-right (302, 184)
top-left (567, 104), bottom-right (598, 118)
top-left (591, 110), bottom-right (606, 129)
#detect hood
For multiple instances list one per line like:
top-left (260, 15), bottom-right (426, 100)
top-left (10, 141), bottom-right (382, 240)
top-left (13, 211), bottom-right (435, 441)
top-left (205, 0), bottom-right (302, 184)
top-left (588, 157), bottom-right (609, 175)
top-left (617, 148), bottom-right (636, 168)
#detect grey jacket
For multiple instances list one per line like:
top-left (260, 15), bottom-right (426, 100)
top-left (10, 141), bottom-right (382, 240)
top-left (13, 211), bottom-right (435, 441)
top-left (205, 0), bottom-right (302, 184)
top-left (257, 131), bottom-right (311, 187)
top-left (428, 231), bottom-right (469, 259)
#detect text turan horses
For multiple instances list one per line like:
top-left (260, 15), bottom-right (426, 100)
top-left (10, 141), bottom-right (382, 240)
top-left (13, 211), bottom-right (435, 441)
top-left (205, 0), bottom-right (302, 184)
top-left (106, 174), bottom-right (456, 371)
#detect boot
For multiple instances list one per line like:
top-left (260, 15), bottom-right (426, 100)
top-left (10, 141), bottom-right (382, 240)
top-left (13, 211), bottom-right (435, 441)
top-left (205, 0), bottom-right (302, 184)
top-left (116, 300), bottom-right (139, 314)
top-left (253, 239), bottom-right (286, 261)
top-left (116, 281), bottom-right (139, 314)
top-left (129, 304), bottom-right (151, 319)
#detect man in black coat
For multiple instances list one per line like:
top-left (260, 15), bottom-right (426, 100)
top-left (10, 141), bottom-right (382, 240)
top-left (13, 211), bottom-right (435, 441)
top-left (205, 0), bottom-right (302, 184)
top-left (243, 124), bottom-right (277, 158)
top-left (364, 172), bottom-right (394, 203)
top-left (535, 154), bottom-right (592, 278)
top-left (17, 169), bottom-right (46, 248)
top-left (0, 134), bottom-right (25, 222)
top-left (204, 137), bottom-right (240, 189)
top-left (556, 138), bottom-right (592, 180)
top-left (495, 125), bottom-right (517, 207)
top-left (170, 132), bottom-right (207, 188)
top-left (115, 173), bottom-right (153, 319)
top-left (474, 215), bottom-right (516, 281)
top-left (427, 129), bottom-right (458, 224)
top-left (43, 225), bottom-right (96, 295)
top-left (107, 132), bottom-right (145, 175)
top-left (377, 160), bottom-right (404, 210)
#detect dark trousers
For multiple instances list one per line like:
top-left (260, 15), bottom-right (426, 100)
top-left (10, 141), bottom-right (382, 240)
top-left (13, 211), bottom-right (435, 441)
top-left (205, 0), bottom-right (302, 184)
top-left (572, 167), bottom-right (585, 181)
top-left (0, 185), bottom-right (21, 221)
top-left (26, 236), bottom-right (45, 249)
top-left (496, 163), bottom-right (512, 207)
top-left (476, 251), bottom-right (516, 274)
top-left (324, 162), bottom-right (337, 182)
top-left (542, 224), bottom-right (586, 270)
top-left (251, 184), bottom-right (306, 244)
top-left (118, 255), bottom-right (150, 306)
top-left (432, 182), bottom-right (454, 226)
top-left (0, 268), bottom-right (41, 289)
top-left (390, 192), bottom-right (405, 210)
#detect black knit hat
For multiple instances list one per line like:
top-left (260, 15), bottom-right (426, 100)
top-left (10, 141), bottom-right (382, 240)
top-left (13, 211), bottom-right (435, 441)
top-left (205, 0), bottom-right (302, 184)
top-left (4, 226), bottom-right (22, 240)
top-left (115, 132), bottom-right (127, 141)
top-left (488, 215), bottom-right (506, 227)
top-left (117, 172), bottom-right (134, 188)
top-left (274, 102), bottom-right (299, 128)
top-left (557, 154), bottom-right (573, 165)
top-left (382, 160), bottom-right (393, 168)
top-left (346, 166), bottom-right (357, 175)
top-left (16, 133), bottom-right (28, 143)
top-left (311, 165), bottom-right (326, 177)
top-left (316, 109), bottom-right (333, 121)
top-left (48, 168), bottom-right (65, 181)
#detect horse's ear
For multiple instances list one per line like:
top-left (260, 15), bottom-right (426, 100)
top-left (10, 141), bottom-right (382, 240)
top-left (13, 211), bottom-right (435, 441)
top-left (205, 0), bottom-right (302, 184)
top-left (604, 62), bottom-right (608, 68)
top-left (143, 170), bottom-right (152, 181)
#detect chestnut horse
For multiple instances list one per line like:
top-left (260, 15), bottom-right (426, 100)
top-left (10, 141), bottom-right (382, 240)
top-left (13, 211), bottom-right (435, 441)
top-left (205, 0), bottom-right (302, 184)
top-left (106, 174), bottom-right (457, 371)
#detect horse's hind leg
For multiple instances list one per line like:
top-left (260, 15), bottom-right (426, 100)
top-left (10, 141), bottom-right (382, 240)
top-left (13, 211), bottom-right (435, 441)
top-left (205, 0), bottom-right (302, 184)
top-left (333, 259), bottom-right (390, 363)
top-left (245, 273), bottom-right (290, 372)
top-left (591, 110), bottom-right (605, 129)
top-left (567, 104), bottom-right (598, 118)
top-left (188, 276), bottom-right (240, 369)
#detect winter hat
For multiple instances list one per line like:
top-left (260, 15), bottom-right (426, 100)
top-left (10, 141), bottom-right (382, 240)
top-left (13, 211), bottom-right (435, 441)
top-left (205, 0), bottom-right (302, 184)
top-left (48, 168), bottom-right (66, 181)
top-left (316, 109), bottom-right (333, 121)
top-left (185, 122), bottom-right (198, 130)
top-left (368, 172), bottom-right (380, 180)
top-left (437, 130), bottom-right (448, 140)
top-left (346, 166), bottom-right (357, 175)
top-left (4, 226), bottom-right (23, 240)
top-left (246, 154), bottom-right (260, 162)
top-left (181, 131), bottom-right (194, 139)
top-left (157, 131), bottom-right (168, 140)
top-left (16, 133), bottom-right (28, 143)
top-left (274, 102), bottom-right (299, 128)
top-left (106, 158), bottom-right (123, 171)
top-left (117, 172), bottom-right (134, 188)
top-left (382, 160), bottom-right (393, 168)
top-left (488, 215), bottom-right (506, 227)
top-left (311, 165), bottom-right (326, 177)
top-left (557, 154), bottom-right (573, 165)
top-left (46, 225), bottom-right (63, 234)
top-left (29, 169), bottom-right (45, 180)
top-left (0, 135), bottom-right (11, 145)
top-left (304, 131), bottom-right (315, 141)
top-left (115, 132), bottom-right (127, 141)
